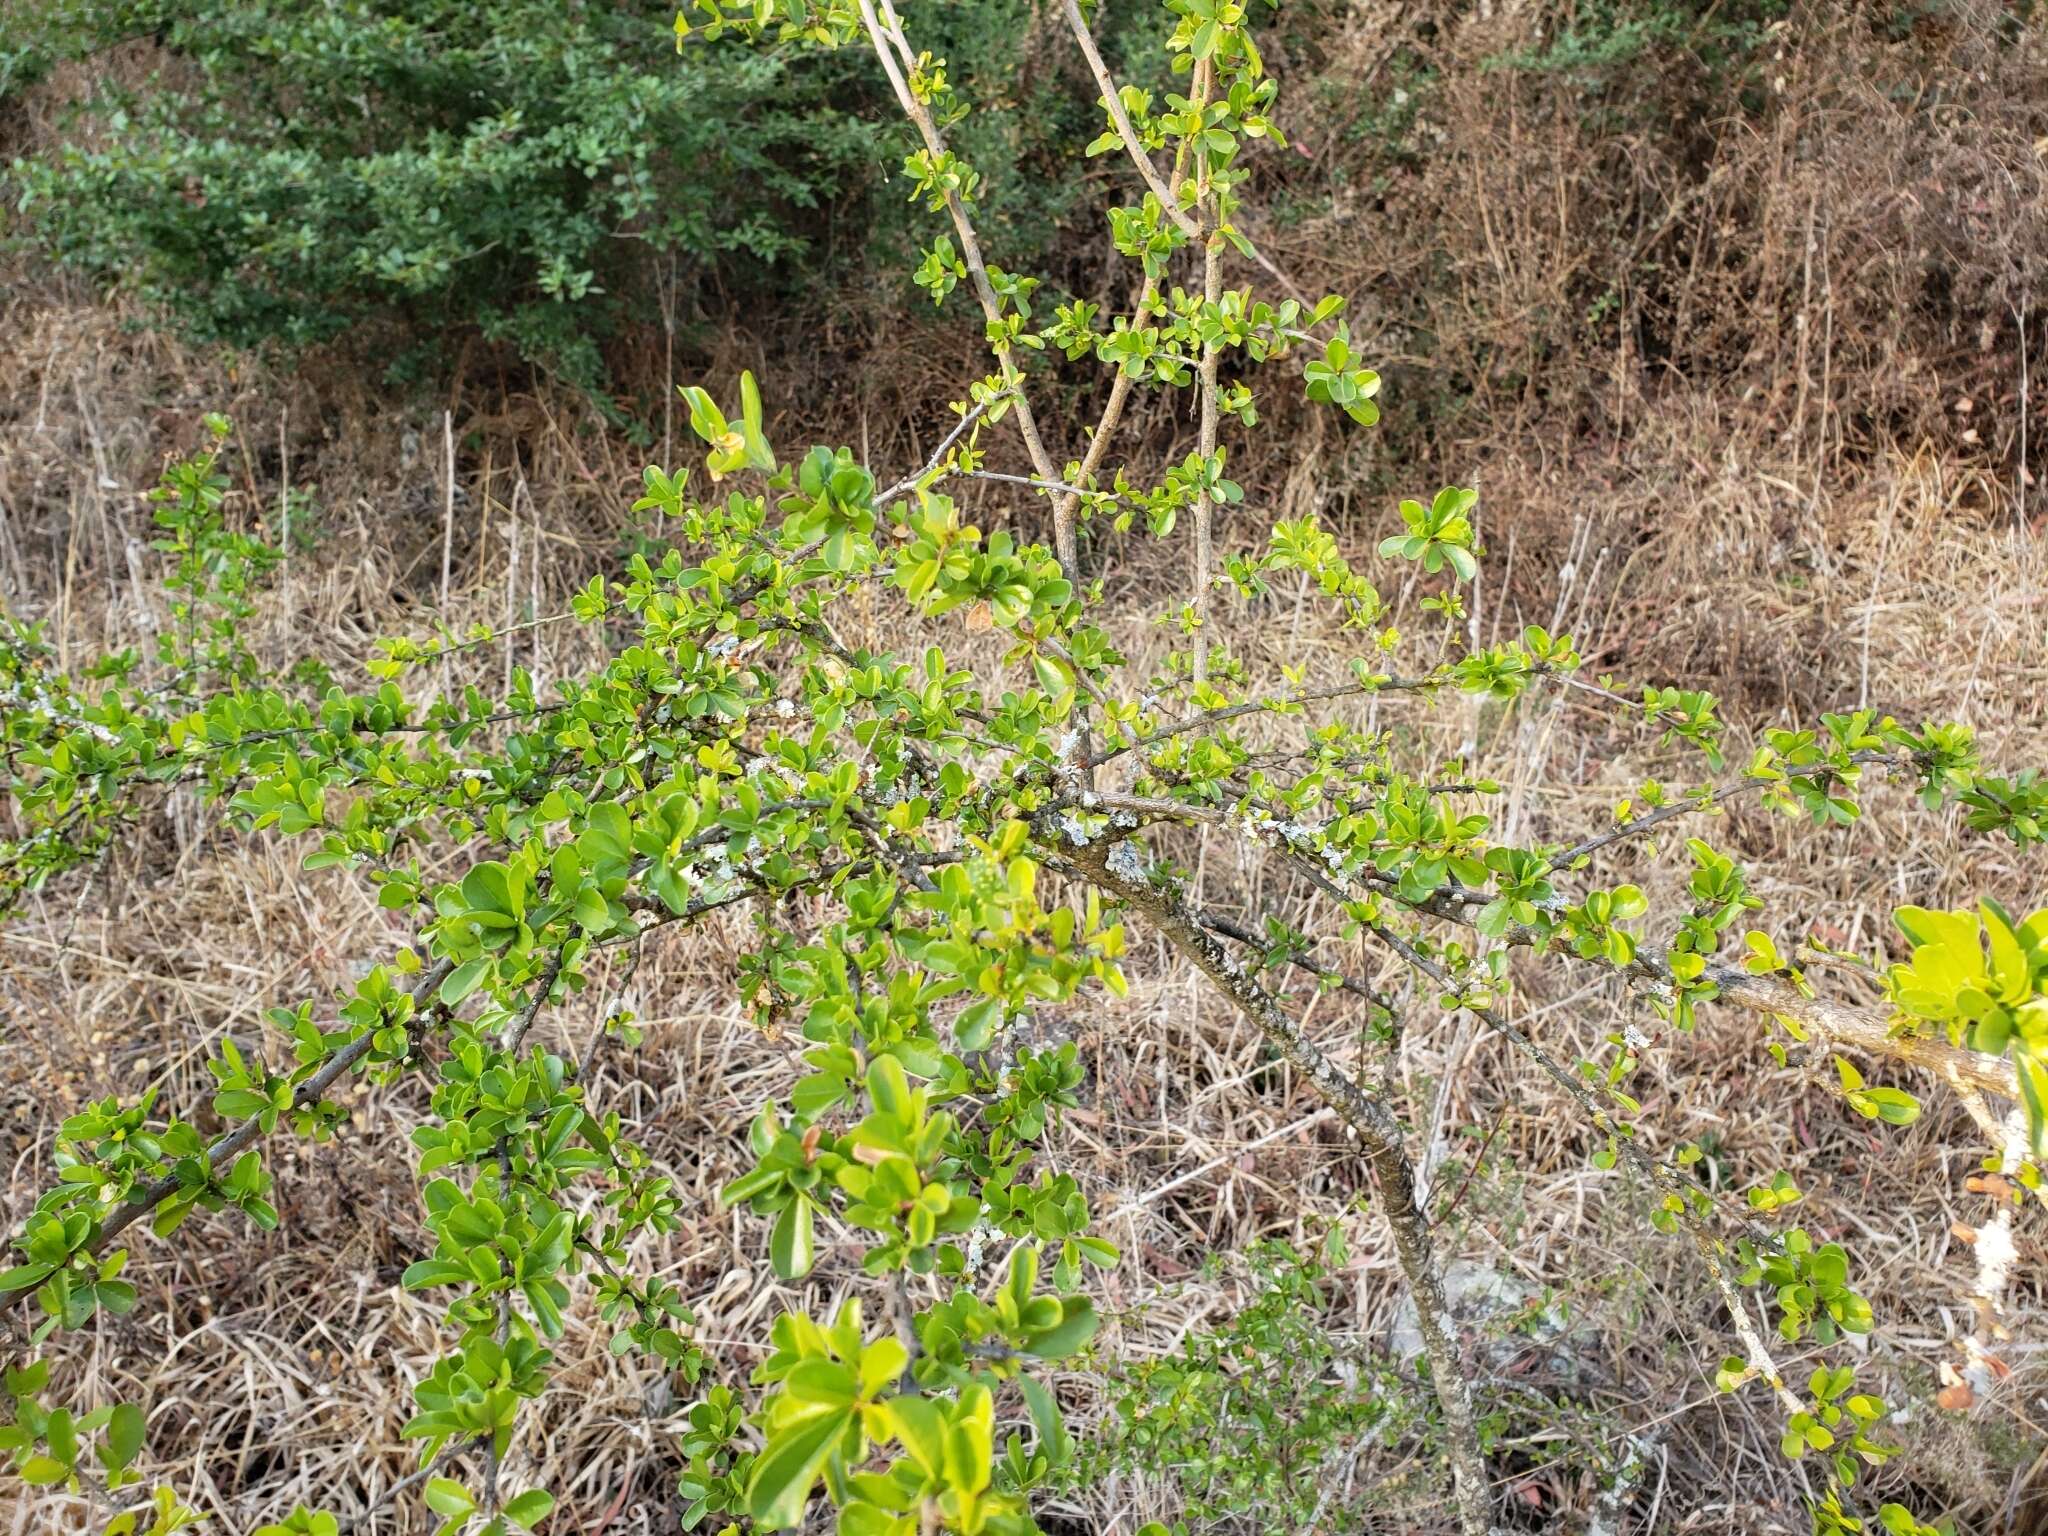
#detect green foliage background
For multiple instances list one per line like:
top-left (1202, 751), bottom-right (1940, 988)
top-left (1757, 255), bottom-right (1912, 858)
top-left (3, 0), bottom-right (1133, 391)
top-left (9, 0), bottom-right (2027, 464)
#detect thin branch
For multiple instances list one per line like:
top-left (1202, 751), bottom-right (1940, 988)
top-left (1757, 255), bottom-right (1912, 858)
top-left (1198, 909), bottom-right (1394, 1008)
top-left (1058, 0), bottom-right (1312, 306)
top-left (878, 391), bottom-right (1007, 504)
top-left (1420, 873), bottom-right (2018, 1102)
top-left (959, 467), bottom-right (1122, 502)
top-left (1555, 781), bottom-right (1752, 867)
top-left (890, 1269), bottom-right (923, 1392)
top-left (1053, 273), bottom-right (1154, 535)
top-left (504, 947), bottom-right (572, 1053)
top-left (1089, 672), bottom-right (1447, 766)
top-left (340, 1437), bottom-right (487, 1534)
top-left (1059, 0), bottom-right (1198, 237)
top-left (479, 952), bottom-right (569, 1516)
top-left (855, 0), bottom-right (1070, 569)
top-left (1057, 828), bottom-right (1494, 1536)
top-left (1190, 55), bottom-right (1222, 687)
top-left (1691, 1229), bottom-right (1810, 1417)
top-left (487, 1127), bottom-right (514, 1515)
top-left (1554, 749), bottom-right (1920, 868)
top-left (3, 956), bottom-right (456, 1333)
top-left (1218, 768), bottom-right (2021, 1103)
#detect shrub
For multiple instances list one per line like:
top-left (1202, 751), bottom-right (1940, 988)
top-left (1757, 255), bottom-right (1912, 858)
top-left (5, 0), bottom-right (887, 389)
top-left (3, 3), bottom-right (2044, 1534)
top-left (3, 1), bottom-right (1157, 394)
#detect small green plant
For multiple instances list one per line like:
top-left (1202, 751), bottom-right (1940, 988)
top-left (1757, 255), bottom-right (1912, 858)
top-left (1078, 1233), bottom-right (1422, 1532)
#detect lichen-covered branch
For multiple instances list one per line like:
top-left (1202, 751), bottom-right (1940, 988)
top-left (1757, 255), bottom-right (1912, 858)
top-left (1058, 829), bottom-right (1496, 1536)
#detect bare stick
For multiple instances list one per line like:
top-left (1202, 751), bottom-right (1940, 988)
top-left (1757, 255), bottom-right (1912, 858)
top-left (504, 477), bottom-right (521, 695)
top-left (504, 948), bottom-right (571, 1054)
top-left (339, 1438), bottom-right (485, 1533)
top-left (440, 409), bottom-right (456, 609)
top-left (855, 0), bottom-right (1071, 571)
top-left (278, 409), bottom-right (291, 595)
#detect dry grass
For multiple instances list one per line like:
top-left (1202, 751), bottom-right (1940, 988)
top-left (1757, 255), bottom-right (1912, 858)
top-left (3, 275), bottom-right (2043, 1535)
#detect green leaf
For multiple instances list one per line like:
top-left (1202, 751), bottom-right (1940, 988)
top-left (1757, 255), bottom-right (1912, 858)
top-left (403, 1259), bottom-right (473, 1290)
top-left (858, 1338), bottom-right (908, 1399)
top-left (782, 1359), bottom-right (858, 1408)
top-left (0, 1262), bottom-right (55, 1293)
top-left (441, 959), bottom-right (491, 1006)
top-left (1023, 1296), bottom-right (1098, 1358)
top-left (942, 1384), bottom-right (994, 1496)
top-left (46, 1408), bottom-right (76, 1466)
top-left (214, 1088), bottom-right (270, 1120)
top-left (745, 1406), bottom-right (851, 1529)
top-left (882, 1395), bottom-right (946, 1477)
top-left (503, 1489), bottom-right (555, 1529)
top-left (770, 1196), bottom-right (815, 1281)
top-left (423, 1478), bottom-right (475, 1517)
top-left (104, 1401), bottom-right (145, 1472)
top-left (1016, 1371), bottom-right (1071, 1464)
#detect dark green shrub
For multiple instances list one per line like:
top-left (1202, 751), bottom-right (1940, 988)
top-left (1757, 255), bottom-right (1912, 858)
top-left (1487, 0), bottom-right (1790, 88)
top-left (3, 1), bottom-right (1120, 391)
top-left (6, 1), bottom-right (890, 388)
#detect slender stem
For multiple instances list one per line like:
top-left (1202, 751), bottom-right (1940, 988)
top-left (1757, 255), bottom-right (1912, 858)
top-left (1058, 0), bottom-right (1312, 307)
top-left (879, 391), bottom-right (1006, 504)
top-left (1199, 908), bottom-right (1392, 1008)
top-left (1092, 672), bottom-right (1447, 767)
top-left (960, 468), bottom-right (1130, 504)
top-left (1061, 0), bottom-right (1198, 237)
top-left (1128, 733), bottom-right (2015, 1102)
top-left (486, 1131), bottom-right (513, 1515)
top-left (503, 948), bottom-right (570, 1053)
top-left (856, 0), bottom-right (1070, 571)
top-left (483, 949), bottom-right (568, 1515)
top-left (1053, 273), bottom-right (1154, 534)
top-left (1191, 57), bottom-right (1221, 687)
top-left (340, 1437), bottom-right (488, 1534)
top-left (890, 1269), bottom-right (923, 1392)
top-left (1554, 748), bottom-right (1917, 867)
top-left (1692, 1229), bottom-right (1809, 1417)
